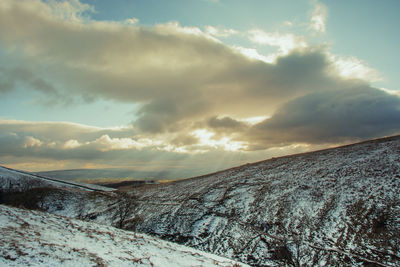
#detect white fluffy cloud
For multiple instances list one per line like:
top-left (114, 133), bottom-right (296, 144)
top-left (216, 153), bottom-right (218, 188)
top-left (329, 55), bottom-right (381, 82)
top-left (205, 26), bottom-right (238, 38)
top-left (232, 46), bottom-right (275, 63)
top-left (248, 30), bottom-right (308, 55)
top-left (309, 2), bottom-right (328, 33)
top-left (23, 136), bottom-right (43, 148)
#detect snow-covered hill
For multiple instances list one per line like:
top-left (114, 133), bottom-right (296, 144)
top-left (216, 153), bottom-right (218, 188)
top-left (1, 135), bottom-right (400, 266)
top-left (128, 136), bottom-right (400, 266)
top-left (0, 166), bottom-right (115, 192)
top-left (0, 204), bottom-right (247, 267)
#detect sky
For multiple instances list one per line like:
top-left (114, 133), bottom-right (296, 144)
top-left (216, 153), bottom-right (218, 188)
top-left (0, 0), bottom-right (399, 178)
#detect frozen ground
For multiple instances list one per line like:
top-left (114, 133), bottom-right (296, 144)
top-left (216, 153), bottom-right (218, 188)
top-left (0, 204), bottom-right (247, 267)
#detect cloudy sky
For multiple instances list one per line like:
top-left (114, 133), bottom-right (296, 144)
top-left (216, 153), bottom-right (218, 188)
top-left (0, 0), bottom-right (399, 177)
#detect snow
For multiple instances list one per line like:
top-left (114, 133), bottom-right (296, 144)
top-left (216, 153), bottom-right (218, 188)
top-left (0, 204), bottom-right (247, 267)
top-left (2, 135), bottom-right (400, 266)
top-left (129, 136), bottom-right (400, 266)
top-left (0, 166), bottom-right (115, 192)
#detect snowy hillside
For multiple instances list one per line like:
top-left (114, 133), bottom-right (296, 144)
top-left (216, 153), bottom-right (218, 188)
top-left (0, 204), bottom-right (247, 267)
top-left (0, 166), bottom-right (115, 192)
top-left (1, 135), bottom-right (400, 266)
top-left (128, 136), bottom-right (400, 266)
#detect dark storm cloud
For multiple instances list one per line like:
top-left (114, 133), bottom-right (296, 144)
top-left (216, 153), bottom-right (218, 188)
top-left (170, 134), bottom-right (199, 147)
top-left (207, 116), bottom-right (246, 129)
top-left (247, 86), bottom-right (400, 148)
top-left (0, 67), bottom-right (57, 95)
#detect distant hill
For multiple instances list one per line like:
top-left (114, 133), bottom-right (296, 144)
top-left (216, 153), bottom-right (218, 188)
top-left (36, 168), bottom-right (192, 182)
top-left (0, 165), bottom-right (115, 192)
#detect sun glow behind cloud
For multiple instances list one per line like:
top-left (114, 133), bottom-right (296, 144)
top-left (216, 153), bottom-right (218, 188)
top-left (232, 46), bottom-right (275, 63)
top-left (241, 116), bottom-right (270, 125)
top-left (191, 129), bottom-right (247, 152)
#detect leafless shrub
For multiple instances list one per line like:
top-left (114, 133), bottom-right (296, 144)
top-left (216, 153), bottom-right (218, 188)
top-left (2, 187), bottom-right (55, 210)
top-left (113, 192), bottom-right (138, 229)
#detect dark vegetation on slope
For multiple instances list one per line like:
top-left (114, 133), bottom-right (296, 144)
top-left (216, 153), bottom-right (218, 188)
top-left (98, 180), bottom-right (158, 189)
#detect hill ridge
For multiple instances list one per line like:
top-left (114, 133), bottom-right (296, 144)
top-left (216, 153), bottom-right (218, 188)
top-left (173, 134), bottom-right (400, 185)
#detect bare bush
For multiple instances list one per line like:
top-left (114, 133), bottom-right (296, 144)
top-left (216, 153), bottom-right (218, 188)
top-left (113, 192), bottom-right (138, 229)
top-left (2, 187), bottom-right (55, 210)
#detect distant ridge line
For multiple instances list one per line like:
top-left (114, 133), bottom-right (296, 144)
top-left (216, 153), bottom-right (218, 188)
top-left (0, 165), bottom-right (115, 192)
top-left (174, 134), bottom-right (400, 184)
